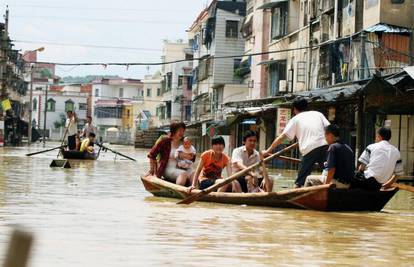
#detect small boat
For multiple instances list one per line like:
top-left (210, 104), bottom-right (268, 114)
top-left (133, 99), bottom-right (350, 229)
top-left (141, 176), bottom-right (398, 212)
top-left (61, 150), bottom-right (98, 160)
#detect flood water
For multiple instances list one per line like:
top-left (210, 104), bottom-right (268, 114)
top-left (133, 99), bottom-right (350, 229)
top-left (0, 143), bottom-right (413, 266)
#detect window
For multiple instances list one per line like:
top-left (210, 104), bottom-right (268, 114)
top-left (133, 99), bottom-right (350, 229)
top-left (47, 99), bottom-right (56, 112)
top-left (296, 61), bottom-right (306, 83)
top-left (166, 72), bottom-right (172, 91)
top-left (187, 76), bottom-right (192, 90)
top-left (233, 59), bottom-right (242, 72)
top-left (147, 88), bottom-right (151, 97)
top-left (35, 87), bottom-right (42, 91)
top-left (95, 107), bottom-right (122, 118)
top-left (65, 100), bottom-right (75, 112)
top-left (33, 98), bottom-right (37, 110)
top-left (271, 4), bottom-right (288, 40)
top-left (95, 88), bottom-right (100, 97)
top-left (79, 103), bottom-right (87, 110)
top-left (157, 88), bottom-right (161, 96)
top-left (141, 90), bottom-right (144, 97)
top-left (268, 60), bottom-right (287, 96)
top-left (178, 76), bottom-right (183, 88)
top-left (185, 105), bottom-right (191, 121)
top-left (226, 20), bottom-right (239, 38)
top-left (391, 0), bottom-right (404, 3)
top-left (119, 88), bottom-right (124, 98)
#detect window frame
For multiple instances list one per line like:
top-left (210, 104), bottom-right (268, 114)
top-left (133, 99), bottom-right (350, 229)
top-left (119, 88), bottom-right (124, 98)
top-left (270, 3), bottom-right (288, 40)
top-left (225, 20), bottom-right (239, 38)
top-left (65, 100), bottom-right (75, 112)
top-left (46, 98), bottom-right (56, 112)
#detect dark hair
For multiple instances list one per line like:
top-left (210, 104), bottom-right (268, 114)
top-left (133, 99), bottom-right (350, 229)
top-left (243, 130), bottom-right (258, 142)
top-left (292, 98), bottom-right (308, 112)
top-left (170, 122), bottom-right (186, 136)
top-left (89, 132), bottom-right (96, 138)
top-left (325, 124), bottom-right (340, 137)
top-left (211, 136), bottom-right (225, 147)
top-left (378, 127), bottom-right (391, 141)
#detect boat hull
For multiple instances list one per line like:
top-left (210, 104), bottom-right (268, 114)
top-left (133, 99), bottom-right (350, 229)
top-left (141, 176), bottom-right (398, 212)
top-left (61, 150), bottom-right (97, 160)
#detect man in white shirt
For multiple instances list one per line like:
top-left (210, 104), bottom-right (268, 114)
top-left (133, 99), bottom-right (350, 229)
top-left (82, 116), bottom-right (97, 139)
top-left (232, 131), bottom-right (273, 193)
top-left (353, 127), bottom-right (404, 191)
top-left (263, 98), bottom-right (330, 187)
top-left (65, 111), bottom-right (78, 150)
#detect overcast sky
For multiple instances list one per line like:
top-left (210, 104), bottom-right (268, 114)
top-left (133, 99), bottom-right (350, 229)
top-left (0, 0), bottom-right (207, 79)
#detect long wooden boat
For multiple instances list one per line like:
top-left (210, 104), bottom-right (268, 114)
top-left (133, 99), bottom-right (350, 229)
top-left (61, 150), bottom-right (98, 160)
top-left (141, 176), bottom-right (398, 212)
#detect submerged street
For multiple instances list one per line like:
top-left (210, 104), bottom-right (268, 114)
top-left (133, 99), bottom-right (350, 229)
top-left (0, 144), bottom-right (413, 266)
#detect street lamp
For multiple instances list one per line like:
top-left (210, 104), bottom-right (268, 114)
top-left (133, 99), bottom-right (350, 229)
top-left (26, 47), bottom-right (45, 145)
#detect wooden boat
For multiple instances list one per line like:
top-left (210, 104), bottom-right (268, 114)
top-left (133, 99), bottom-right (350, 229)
top-left (61, 150), bottom-right (98, 160)
top-left (141, 176), bottom-right (398, 212)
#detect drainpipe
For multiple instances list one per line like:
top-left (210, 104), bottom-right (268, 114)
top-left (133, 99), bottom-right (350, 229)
top-left (307, 20), bottom-right (314, 91)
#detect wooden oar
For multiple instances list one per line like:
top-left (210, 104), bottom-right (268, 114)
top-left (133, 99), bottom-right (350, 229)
top-left (26, 145), bottom-right (67, 157)
top-left (96, 143), bottom-right (136, 161)
top-left (177, 142), bottom-right (298, 205)
top-left (260, 152), bottom-right (272, 192)
top-left (392, 183), bottom-right (414, 193)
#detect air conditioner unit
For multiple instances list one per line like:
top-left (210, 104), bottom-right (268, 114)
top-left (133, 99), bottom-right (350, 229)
top-left (279, 80), bottom-right (287, 92)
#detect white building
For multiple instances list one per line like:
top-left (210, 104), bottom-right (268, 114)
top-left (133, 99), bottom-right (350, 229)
top-left (91, 78), bottom-right (144, 142)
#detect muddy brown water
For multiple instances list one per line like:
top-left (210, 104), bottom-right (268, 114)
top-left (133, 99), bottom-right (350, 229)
top-left (0, 144), bottom-right (413, 266)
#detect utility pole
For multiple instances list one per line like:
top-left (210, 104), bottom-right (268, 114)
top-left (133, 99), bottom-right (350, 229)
top-left (28, 66), bottom-right (33, 144)
top-left (42, 83), bottom-right (48, 147)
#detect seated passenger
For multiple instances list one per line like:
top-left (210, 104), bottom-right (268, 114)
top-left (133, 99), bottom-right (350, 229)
top-left (80, 132), bottom-right (96, 158)
top-left (305, 124), bottom-right (354, 189)
top-left (190, 136), bottom-right (241, 193)
top-left (147, 122), bottom-right (191, 186)
top-left (352, 127), bottom-right (403, 191)
top-left (232, 130), bottom-right (273, 193)
top-left (175, 137), bottom-right (196, 172)
top-left (75, 134), bottom-right (81, 151)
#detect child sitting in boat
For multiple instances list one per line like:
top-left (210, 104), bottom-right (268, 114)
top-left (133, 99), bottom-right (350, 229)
top-left (189, 136), bottom-right (242, 193)
top-left (175, 137), bottom-right (196, 171)
top-left (80, 132), bottom-right (96, 158)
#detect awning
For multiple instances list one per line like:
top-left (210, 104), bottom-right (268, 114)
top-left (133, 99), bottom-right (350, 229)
top-left (257, 59), bottom-right (279, 66)
top-left (365, 23), bottom-right (411, 33)
top-left (193, 92), bottom-right (209, 102)
top-left (257, 0), bottom-right (287, 10)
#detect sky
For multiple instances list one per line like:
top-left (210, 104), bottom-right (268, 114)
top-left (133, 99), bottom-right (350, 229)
top-left (0, 0), bottom-right (207, 79)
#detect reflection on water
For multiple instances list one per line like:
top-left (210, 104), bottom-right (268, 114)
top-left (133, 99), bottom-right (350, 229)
top-left (0, 144), bottom-right (413, 267)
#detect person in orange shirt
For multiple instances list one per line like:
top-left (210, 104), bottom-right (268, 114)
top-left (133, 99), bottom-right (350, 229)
top-left (189, 136), bottom-right (242, 193)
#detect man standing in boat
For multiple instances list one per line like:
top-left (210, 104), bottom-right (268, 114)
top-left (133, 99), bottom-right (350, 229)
top-left (263, 98), bottom-right (330, 188)
top-left (304, 124), bottom-right (354, 189)
top-left (232, 131), bottom-right (273, 192)
top-left (82, 116), bottom-right (97, 139)
top-left (65, 111), bottom-right (78, 151)
top-left (353, 127), bottom-right (403, 191)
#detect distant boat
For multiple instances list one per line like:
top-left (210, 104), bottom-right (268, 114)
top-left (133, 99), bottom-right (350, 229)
top-left (61, 150), bottom-right (98, 160)
top-left (141, 176), bottom-right (398, 212)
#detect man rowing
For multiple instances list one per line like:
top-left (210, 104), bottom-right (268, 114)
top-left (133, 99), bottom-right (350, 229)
top-left (232, 131), bottom-right (272, 193)
top-left (263, 98), bottom-right (330, 188)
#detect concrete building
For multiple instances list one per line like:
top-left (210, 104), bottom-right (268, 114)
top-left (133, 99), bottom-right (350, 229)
top-left (188, 0), bottom-right (248, 123)
top-left (139, 71), bottom-right (163, 129)
top-left (91, 78), bottom-right (143, 143)
top-left (158, 40), bottom-right (193, 126)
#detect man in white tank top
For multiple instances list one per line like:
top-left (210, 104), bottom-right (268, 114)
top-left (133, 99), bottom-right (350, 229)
top-left (263, 98), bottom-right (330, 187)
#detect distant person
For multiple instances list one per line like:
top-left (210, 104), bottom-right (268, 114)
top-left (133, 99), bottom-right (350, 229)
top-left (263, 98), bottom-right (330, 188)
top-left (232, 130), bottom-right (272, 193)
top-left (189, 136), bottom-right (242, 193)
top-left (305, 125), bottom-right (354, 189)
top-left (65, 111), bottom-right (78, 150)
top-left (147, 122), bottom-right (191, 186)
top-left (175, 137), bottom-right (196, 172)
top-left (82, 116), bottom-right (97, 139)
top-left (75, 134), bottom-right (81, 151)
top-left (352, 127), bottom-right (403, 191)
top-left (80, 132), bottom-right (96, 158)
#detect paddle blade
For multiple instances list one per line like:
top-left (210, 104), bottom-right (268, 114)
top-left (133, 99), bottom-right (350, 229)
top-left (393, 183), bottom-right (414, 193)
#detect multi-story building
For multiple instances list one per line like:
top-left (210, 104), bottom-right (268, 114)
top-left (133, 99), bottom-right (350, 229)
top-left (188, 0), bottom-right (248, 123)
top-left (226, 0), bottom-right (414, 172)
top-left (157, 41), bottom-right (193, 126)
top-left (139, 72), bottom-right (163, 129)
top-left (91, 78), bottom-right (143, 142)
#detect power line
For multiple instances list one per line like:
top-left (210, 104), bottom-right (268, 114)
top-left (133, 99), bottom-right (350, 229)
top-left (13, 39), bottom-right (162, 52)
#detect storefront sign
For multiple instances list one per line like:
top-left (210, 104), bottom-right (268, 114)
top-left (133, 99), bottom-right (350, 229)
top-left (276, 108), bottom-right (291, 136)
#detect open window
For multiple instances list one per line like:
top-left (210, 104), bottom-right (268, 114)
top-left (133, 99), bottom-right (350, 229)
top-left (271, 3), bottom-right (288, 40)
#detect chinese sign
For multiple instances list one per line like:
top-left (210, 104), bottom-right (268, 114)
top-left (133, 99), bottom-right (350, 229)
top-left (1, 99), bottom-right (11, 111)
top-left (276, 108), bottom-right (291, 136)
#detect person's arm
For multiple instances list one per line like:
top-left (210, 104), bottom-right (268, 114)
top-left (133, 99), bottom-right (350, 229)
top-left (358, 163), bottom-right (366, 172)
top-left (225, 163), bottom-right (232, 178)
top-left (178, 152), bottom-right (195, 161)
top-left (382, 174), bottom-right (399, 189)
top-left (147, 139), bottom-right (167, 176)
top-left (263, 133), bottom-right (287, 156)
top-left (190, 159), bottom-right (204, 189)
top-left (383, 158), bottom-right (404, 188)
top-left (325, 168), bottom-right (336, 184)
